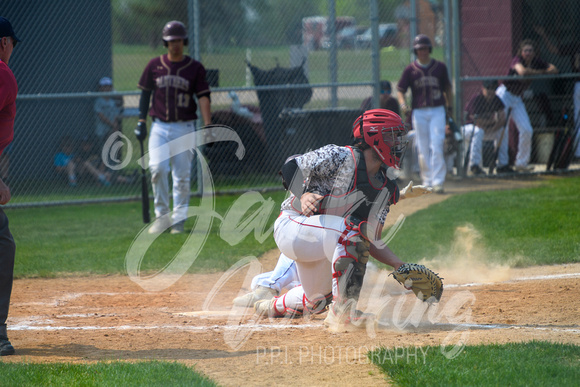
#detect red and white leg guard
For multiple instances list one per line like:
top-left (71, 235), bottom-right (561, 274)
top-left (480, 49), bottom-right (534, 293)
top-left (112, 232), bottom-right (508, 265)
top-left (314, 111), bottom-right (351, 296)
top-left (332, 217), bottom-right (371, 303)
top-left (273, 286), bottom-right (333, 318)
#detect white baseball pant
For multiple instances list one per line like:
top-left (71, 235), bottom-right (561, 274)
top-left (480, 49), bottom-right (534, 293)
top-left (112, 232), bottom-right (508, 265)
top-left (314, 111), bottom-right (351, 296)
top-left (411, 105), bottom-right (447, 187)
top-left (403, 130), bottom-right (421, 176)
top-left (495, 84), bottom-right (533, 167)
top-left (251, 253), bottom-right (300, 294)
top-left (148, 120), bottom-right (196, 224)
top-left (271, 210), bottom-right (363, 315)
top-left (462, 124), bottom-right (509, 168)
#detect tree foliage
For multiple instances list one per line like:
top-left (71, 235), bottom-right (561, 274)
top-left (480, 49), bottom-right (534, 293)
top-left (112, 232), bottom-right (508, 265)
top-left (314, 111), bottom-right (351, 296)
top-left (112, 0), bottom-right (408, 48)
top-left (113, 0), bottom-right (188, 48)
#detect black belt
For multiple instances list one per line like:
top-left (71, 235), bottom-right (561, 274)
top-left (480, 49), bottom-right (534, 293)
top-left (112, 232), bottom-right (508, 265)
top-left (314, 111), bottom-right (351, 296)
top-left (153, 118), bottom-right (189, 123)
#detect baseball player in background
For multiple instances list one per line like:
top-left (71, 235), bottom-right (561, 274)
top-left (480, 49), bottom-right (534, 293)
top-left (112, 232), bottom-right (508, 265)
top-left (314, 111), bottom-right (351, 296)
top-left (495, 39), bottom-right (558, 172)
top-left (462, 80), bottom-right (507, 175)
top-left (0, 16), bottom-right (20, 356)
top-left (253, 109), bottom-right (436, 329)
top-left (397, 34), bottom-right (452, 194)
top-left (360, 80), bottom-right (400, 114)
top-left (135, 20), bottom-right (212, 234)
top-left (533, 26), bottom-right (580, 159)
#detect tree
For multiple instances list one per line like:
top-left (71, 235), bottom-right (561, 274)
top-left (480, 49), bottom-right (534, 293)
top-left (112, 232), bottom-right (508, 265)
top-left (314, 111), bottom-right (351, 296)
top-left (113, 0), bottom-right (250, 48)
top-left (243, 0), bottom-right (321, 46)
top-left (200, 1), bottom-right (249, 48)
top-left (113, 0), bottom-right (188, 47)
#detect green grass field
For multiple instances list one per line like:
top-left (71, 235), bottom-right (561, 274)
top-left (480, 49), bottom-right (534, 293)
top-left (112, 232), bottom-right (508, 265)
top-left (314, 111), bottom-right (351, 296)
top-left (387, 176), bottom-right (580, 267)
top-left (0, 361), bottom-right (217, 387)
top-left (9, 176), bottom-right (579, 278)
top-left (370, 341), bottom-right (580, 386)
top-left (3, 175), bottom-right (579, 384)
top-left (9, 190), bottom-right (288, 277)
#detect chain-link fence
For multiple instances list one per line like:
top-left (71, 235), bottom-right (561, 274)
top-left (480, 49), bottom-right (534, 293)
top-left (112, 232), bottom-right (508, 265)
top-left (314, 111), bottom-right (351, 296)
top-left (2, 0), bottom-right (579, 207)
top-left (457, 0), bottom-right (580, 177)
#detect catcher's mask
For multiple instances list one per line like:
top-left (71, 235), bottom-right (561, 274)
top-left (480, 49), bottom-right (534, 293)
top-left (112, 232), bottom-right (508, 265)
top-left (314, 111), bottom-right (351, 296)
top-left (353, 109), bottom-right (408, 169)
top-left (162, 20), bottom-right (188, 47)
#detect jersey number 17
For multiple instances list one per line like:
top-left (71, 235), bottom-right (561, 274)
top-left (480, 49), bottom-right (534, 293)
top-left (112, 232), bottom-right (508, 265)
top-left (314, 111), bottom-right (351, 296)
top-left (177, 93), bottom-right (191, 108)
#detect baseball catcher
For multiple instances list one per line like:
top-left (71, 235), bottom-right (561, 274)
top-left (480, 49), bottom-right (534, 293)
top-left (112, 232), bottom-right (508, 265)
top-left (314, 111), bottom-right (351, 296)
top-left (232, 181), bottom-right (430, 308)
top-left (253, 109), bottom-right (444, 329)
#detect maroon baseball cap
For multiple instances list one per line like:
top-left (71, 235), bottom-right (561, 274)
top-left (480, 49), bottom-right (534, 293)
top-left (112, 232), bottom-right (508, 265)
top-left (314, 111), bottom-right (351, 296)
top-left (0, 17), bottom-right (21, 43)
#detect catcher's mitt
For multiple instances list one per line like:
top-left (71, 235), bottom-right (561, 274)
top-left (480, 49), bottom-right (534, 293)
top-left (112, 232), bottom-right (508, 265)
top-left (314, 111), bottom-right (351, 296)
top-left (391, 263), bottom-right (443, 302)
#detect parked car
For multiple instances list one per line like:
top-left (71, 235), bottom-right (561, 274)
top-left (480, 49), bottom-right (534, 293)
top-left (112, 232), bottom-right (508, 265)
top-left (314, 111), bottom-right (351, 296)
top-left (355, 23), bottom-right (397, 49)
top-left (304, 16), bottom-right (356, 51)
top-left (321, 25), bottom-right (366, 50)
top-left (338, 26), bottom-right (368, 49)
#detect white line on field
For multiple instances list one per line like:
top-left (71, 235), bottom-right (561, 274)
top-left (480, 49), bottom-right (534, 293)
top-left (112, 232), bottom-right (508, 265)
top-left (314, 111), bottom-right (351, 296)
top-left (512, 273), bottom-right (580, 281)
top-left (9, 323), bottom-right (322, 332)
top-left (13, 272), bottom-right (580, 306)
top-left (432, 323), bottom-right (580, 334)
top-left (444, 272), bottom-right (580, 289)
top-left (9, 271), bottom-right (579, 335)
top-left (9, 322), bottom-right (580, 334)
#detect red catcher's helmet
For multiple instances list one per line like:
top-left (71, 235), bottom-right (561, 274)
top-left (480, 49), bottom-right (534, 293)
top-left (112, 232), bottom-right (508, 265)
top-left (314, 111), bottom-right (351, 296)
top-left (353, 109), bottom-right (408, 168)
top-left (413, 34), bottom-right (432, 53)
top-left (162, 20), bottom-right (188, 46)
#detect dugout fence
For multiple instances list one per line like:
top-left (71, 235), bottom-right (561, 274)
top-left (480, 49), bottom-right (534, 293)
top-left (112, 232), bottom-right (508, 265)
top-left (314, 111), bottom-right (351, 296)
top-left (2, 0), bottom-right (579, 207)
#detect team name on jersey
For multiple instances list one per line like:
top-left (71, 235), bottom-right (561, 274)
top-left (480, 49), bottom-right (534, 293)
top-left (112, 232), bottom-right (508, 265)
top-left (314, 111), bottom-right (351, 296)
top-left (414, 76), bottom-right (440, 88)
top-left (156, 75), bottom-right (190, 91)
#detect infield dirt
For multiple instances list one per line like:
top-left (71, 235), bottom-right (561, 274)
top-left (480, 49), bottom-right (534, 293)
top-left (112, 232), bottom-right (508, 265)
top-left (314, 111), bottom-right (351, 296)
top-left (3, 176), bottom-right (579, 386)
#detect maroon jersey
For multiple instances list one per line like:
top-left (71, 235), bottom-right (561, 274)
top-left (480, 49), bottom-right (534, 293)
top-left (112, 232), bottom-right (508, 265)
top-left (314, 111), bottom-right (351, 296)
top-left (138, 54), bottom-right (210, 122)
top-left (503, 55), bottom-right (549, 96)
top-left (464, 93), bottom-right (505, 125)
top-left (397, 59), bottom-right (450, 109)
top-left (0, 60), bottom-right (17, 156)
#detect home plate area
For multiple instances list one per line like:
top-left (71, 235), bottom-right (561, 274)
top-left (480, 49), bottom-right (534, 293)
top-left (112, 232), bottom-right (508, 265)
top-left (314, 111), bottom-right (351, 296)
top-left (3, 265), bottom-right (579, 386)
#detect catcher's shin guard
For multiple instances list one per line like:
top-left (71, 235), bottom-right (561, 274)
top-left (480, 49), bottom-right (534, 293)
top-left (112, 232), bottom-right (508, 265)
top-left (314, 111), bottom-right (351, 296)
top-left (256, 292), bottom-right (332, 318)
top-left (307, 292), bottom-right (333, 315)
top-left (333, 217), bottom-right (371, 303)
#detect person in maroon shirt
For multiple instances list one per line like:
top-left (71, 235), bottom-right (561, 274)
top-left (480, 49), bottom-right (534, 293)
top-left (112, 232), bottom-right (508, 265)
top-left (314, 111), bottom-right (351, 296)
top-left (360, 80), bottom-right (400, 115)
top-left (462, 80), bottom-right (506, 175)
top-left (495, 39), bottom-right (558, 172)
top-left (135, 20), bottom-right (212, 234)
top-left (397, 34), bottom-right (452, 193)
top-left (0, 16), bottom-right (20, 357)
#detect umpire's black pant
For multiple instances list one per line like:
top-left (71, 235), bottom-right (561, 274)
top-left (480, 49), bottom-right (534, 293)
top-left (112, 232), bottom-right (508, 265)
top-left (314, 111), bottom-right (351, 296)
top-left (0, 208), bottom-right (15, 329)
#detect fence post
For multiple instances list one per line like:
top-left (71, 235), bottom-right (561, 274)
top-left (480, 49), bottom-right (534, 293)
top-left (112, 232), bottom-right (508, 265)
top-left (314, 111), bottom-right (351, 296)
top-left (189, 0), bottom-right (204, 195)
top-left (328, 0), bottom-right (338, 108)
top-left (451, 0), bottom-right (464, 176)
top-left (409, 0), bottom-right (417, 63)
top-left (370, 0), bottom-right (380, 108)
